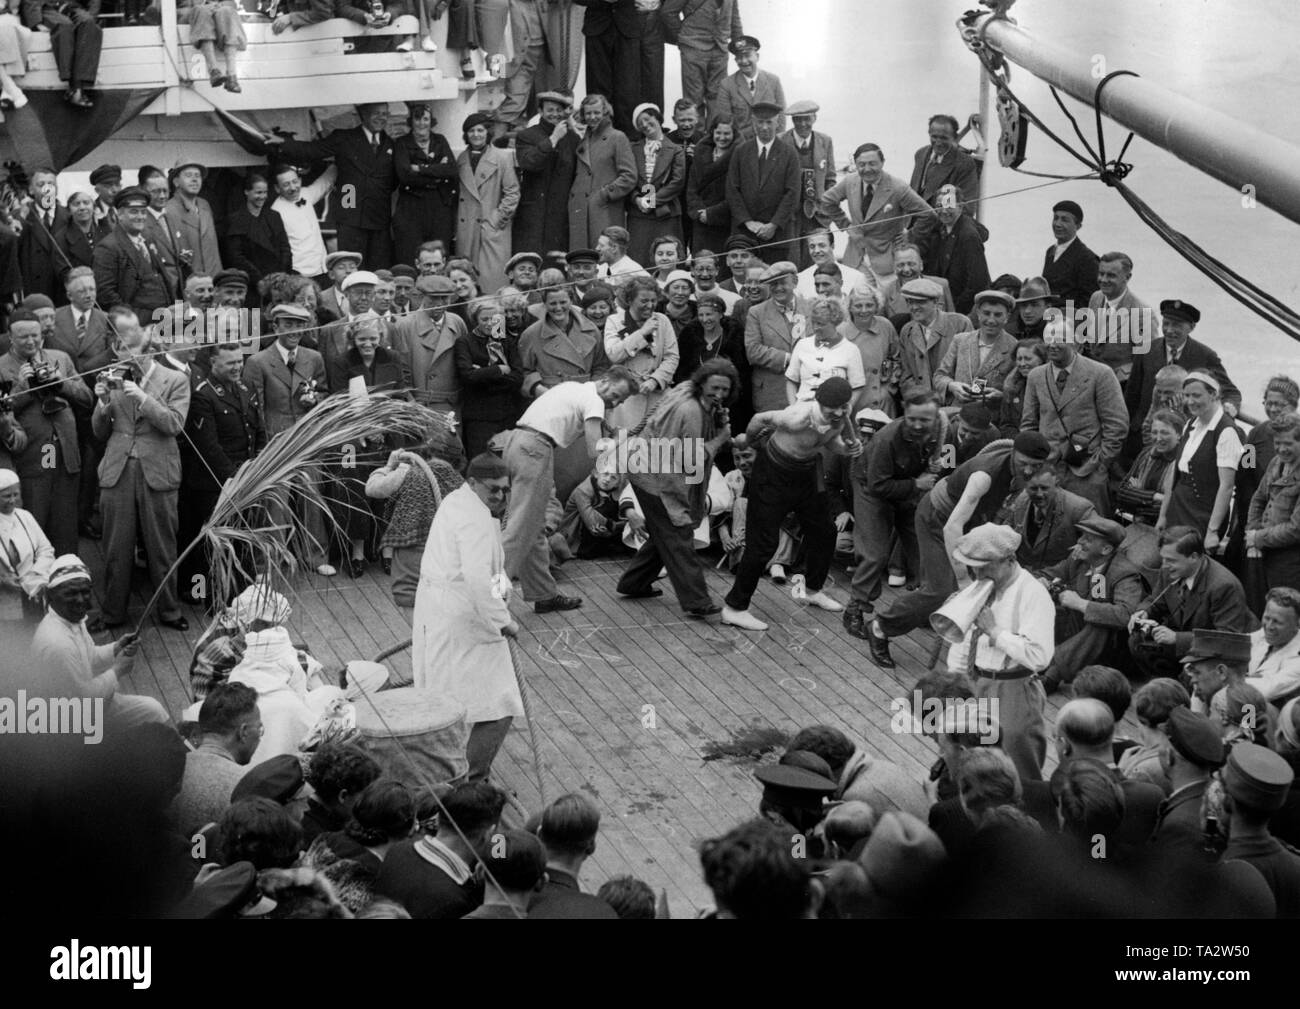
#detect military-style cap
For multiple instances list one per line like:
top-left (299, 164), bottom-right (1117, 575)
top-left (957, 402), bottom-right (992, 427)
top-left (567, 248), bottom-right (599, 264)
top-left (1160, 299), bottom-right (1200, 324)
top-left (1180, 629), bottom-right (1253, 666)
top-left (729, 35), bottom-right (761, 54)
top-left (340, 270), bottom-right (380, 291)
top-left (90, 164), bottom-right (122, 186)
top-left (973, 288), bottom-right (1016, 311)
top-left (170, 862), bottom-right (277, 919)
top-left (213, 268), bottom-right (249, 290)
top-left (751, 101), bottom-right (785, 120)
top-left (1074, 515), bottom-right (1125, 548)
top-left (535, 91), bottom-right (573, 107)
top-left (390, 264), bottom-right (417, 280)
top-left (1016, 277), bottom-right (1053, 303)
top-left (415, 274), bottom-right (456, 295)
top-left (723, 233), bottom-right (758, 251)
top-left (760, 261), bottom-right (798, 283)
top-left (268, 303), bottom-right (314, 323)
top-left (786, 100), bottom-right (820, 116)
top-left (900, 277), bottom-right (944, 301)
top-left (952, 523), bottom-right (1021, 566)
top-left (113, 186), bottom-right (151, 210)
top-left (325, 250), bottom-right (363, 271)
top-left (231, 753), bottom-right (305, 805)
top-left (754, 763), bottom-right (837, 812)
top-left (1166, 706), bottom-right (1226, 768)
top-left (1222, 742), bottom-right (1294, 812)
top-left (505, 251), bottom-right (542, 273)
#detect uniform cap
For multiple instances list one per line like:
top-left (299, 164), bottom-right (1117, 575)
top-left (1166, 706), bottom-right (1226, 768)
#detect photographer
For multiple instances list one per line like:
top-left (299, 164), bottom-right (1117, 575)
top-left (933, 289), bottom-right (1017, 409)
top-left (1126, 525), bottom-right (1258, 681)
top-left (1036, 516), bottom-right (1145, 694)
top-left (0, 308), bottom-right (91, 556)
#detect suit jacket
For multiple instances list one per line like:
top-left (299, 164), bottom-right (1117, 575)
top-left (242, 344), bottom-right (328, 438)
top-left (513, 123), bottom-right (579, 256)
top-left (1141, 556), bottom-right (1259, 656)
top-left (629, 136), bottom-right (686, 220)
top-left (1042, 237), bottom-right (1099, 307)
top-left (780, 129), bottom-right (836, 222)
top-left (909, 145), bottom-right (979, 208)
top-left (164, 194), bottom-right (223, 277)
top-left (897, 310), bottom-right (973, 396)
top-left (660, 0), bottom-right (742, 51)
top-left (318, 286), bottom-right (348, 325)
top-left (1041, 548), bottom-right (1146, 630)
top-left (1009, 486), bottom-right (1098, 570)
top-left (54, 222), bottom-right (97, 288)
top-left (18, 204), bottom-right (70, 304)
top-left (277, 126), bottom-right (398, 232)
top-left (744, 296), bottom-right (809, 412)
top-left (92, 226), bottom-right (177, 322)
top-left (1125, 335), bottom-right (1240, 454)
top-left (143, 209), bottom-right (186, 296)
top-left (1021, 353), bottom-right (1130, 466)
top-left (1149, 780), bottom-right (1210, 857)
top-left (917, 214), bottom-right (991, 314)
top-left (712, 69), bottom-right (786, 140)
top-left (518, 310), bottom-right (610, 395)
top-left (91, 362), bottom-right (190, 491)
top-left (933, 329), bottom-right (1017, 404)
top-left (820, 170), bottom-right (932, 277)
top-left (0, 349), bottom-right (90, 478)
top-left (47, 305), bottom-right (114, 381)
top-left (1082, 287), bottom-right (1155, 384)
top-left (726, 138), bottom-right (801, 241)
top-left (393, 309), bottom-right (466, 411)
top-left (221, 205), bottom-right (292, 292)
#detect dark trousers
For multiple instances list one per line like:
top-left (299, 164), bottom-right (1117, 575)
top-left (875, 493), bottom-right (956, 638)
top-left (1128, 633), bottom-right (1184, 681)
top-left (466, 716), bottom-right (513, 784)
top-left (42, 8), bottom-right (103, 90)
top-left (177, 484), bottom-right (219, 604)
top-left (585, 14), bottom-right (664, 136)
top-left (75, 415), bottom-right (101, 531)
top-left (20, 466), bottom-right (78, 557)
top-left (1045, 608), bottom-right (1121, 685)
top-left (99, 458), bottom-right (180, 624)
top-left (617, 488), bottom-right (711, 610)
top-left (724, 450), bottom-right (833, 611)
top-left (336, 223), bottom-right (394, 272)
top-left (850, 491), bottom-right (918, 608)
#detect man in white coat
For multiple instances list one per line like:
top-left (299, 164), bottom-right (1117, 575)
top-left (413, 453), bottom-right (522, 784)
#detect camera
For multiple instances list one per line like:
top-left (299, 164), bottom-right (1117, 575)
top-left (31, 361), bottom-right (55, 387)
top-left (1046, 577), bottom-right (1068, 603)
top-left (296, 379), bottom-right (320, 406)
top-left (1133, 617), bottom-right (1160, 642)
top-left (103, 366), bottom-right (126, 391)
top-left (969, 377), bottom-right (987, 397)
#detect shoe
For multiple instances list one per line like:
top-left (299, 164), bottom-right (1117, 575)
top-left (843, 602), bottom-right (865, 638)
top-left (803, 590), bottom-right (844, 613)
top-left (535, 594), bottom-right (582, 613)
top-left (685, 603), bottom-right (722, 618)
top-left (396, 39), bottom-right (413, 52)
top-left (460, 54), bottom-right (475, 79)
top-left (421, 34), bottom-right (438, 52)
top-left (618, 587), bottom-right (663, 599)
top-left (346, 557), bottom-right (366, 578)
top-left (2, 89), bottom-right (25, 109)
top-left (722, 606), bottom-right (767, 631)
top-left (888, 572), bottom-right (906, 588)
top-left (224, 79), bottom-right (242, 93)
top-left (71, 91), bottom-right (94, 108)
top-left (209, 69), bottom-right (227, 87)
top-left (160, 616), bottom-right (189, 632)
top-left (769, 564), bottom-right (787, 584)
top-left (316, 563), bottom-right (338, 577)
top-left (864, 619), bottom-right (896, 669)
top-left (381, 556), bottom-right (392, 575)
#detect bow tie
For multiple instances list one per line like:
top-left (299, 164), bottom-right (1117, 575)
top-left (295, 198), bottom-right (307, 207)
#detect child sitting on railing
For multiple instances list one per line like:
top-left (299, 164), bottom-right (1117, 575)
top-left (171, 0), bottom-right (247, 91)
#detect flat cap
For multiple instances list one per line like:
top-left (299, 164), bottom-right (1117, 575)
top-left (113, 186), bottom-right (151, 210)
top-left (505, 251), bottom-right (542, 273)
top-left (751, 101), bottom-right (785, 120)
top-left (1012, 430), bottom-right (1052, 460)
top-left (171, 158), bottom-right (207, 178)
top-left (268, 303), bottom-right (313, 322)
top-left (900, 277), bottom-right (944, 301)
top-left (1181, 629), bottom-right (1253, 666)
top-left (1167, 706), bottom-right (1225, 768)
top-left (858, 811), bottom-right (947, 899)
top-left (1222, 742), bottom-right (1294, 812)
top-left (341, 270), bottom-right (380, 291)
top-left (973, 288), bottom-right (1016, 311)
top-left (1052, 200), bottom-right (1084, 224)
top-left (415, 273), bottom-right (456, 295)
top-left (855, 407), bottom-right (891, 431)
top-left (231, 753), bottom-right (305, 805)
top-left (754, 762), bottom-right (837, 812)
top-left (760, 261), bottom-right (798, 283)
top-left (213, 268), bottom-right (249, 290)
top-left (326, 250), bottom-right (363, 271)
top-left (1074, 515), bottom-right (1125, 548)
top-left (567, 248), bottom-right (599, 264)
top-left (535, 91), bottom-right (573, 107)
top-left (724, 233), bottom-right (758, 251)
top-left (90, 164), bottom-right (122, 186)
top-left (729, 35), bottom-right (761, 54)
top-left (1160, 299), bottom-right (1200, 324)
top-left (786, 99), bottom-right (820, 116)
top-left (952, 523), bottom-right (1021, 566)
top-left (389, 264), bottom-right (417, 279)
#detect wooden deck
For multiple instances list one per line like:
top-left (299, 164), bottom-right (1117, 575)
top-left (95, 541), bottom-right (1122, 917)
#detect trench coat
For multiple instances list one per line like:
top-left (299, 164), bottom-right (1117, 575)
top-left (455, 145), bottom-right (520, 294)
top-left (567, 120), bottom-right (637, 249)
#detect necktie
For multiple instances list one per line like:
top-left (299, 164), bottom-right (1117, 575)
top-left (748, 78), bottom-right (755, 96)
top-left (758, 145), bottom-right (767, 168)
top-left (862, 183), bottom-right (874, 210)
top-left (371, 133), bottom-right (380, 154)
top-left (76, 313), bottom-right (87, 338)
top-left (44, 212), bottom-right (52, 230)
top-left (1056, 368), bottom-right (1069, 393)
top-left (286, 350), bottom-right (297, 373)
top-left (1168, 348), bottom-right (1179, 366)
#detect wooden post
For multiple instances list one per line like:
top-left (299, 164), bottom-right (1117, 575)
top-left (160, 1), bottom-right (181, 117)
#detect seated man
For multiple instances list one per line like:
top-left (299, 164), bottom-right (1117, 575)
top-left (1008, 464), bottom-right (1097, 571)
top-left (23, 554), bottom-right (169, 733)
top-left (175, 0), bottom-right (246, 91)
top-left (528, 793), bottom-right (619, 919)
top-left (787, 724), bottom-right (929, 820)
top-left (23, 0), bottom-right (102, 108)
top-left (1248, 587), bottom-right (1300, 705)
top-left (170, 682), bottom-right (263, 838)
top-left (1181, 629), bottom-right (1253, 717)
top-left (1038, 517), bottom-right (1145, 693)
top-left (1127, 526), bottom-right (1259, 681)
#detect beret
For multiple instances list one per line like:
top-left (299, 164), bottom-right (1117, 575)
top-left (1053, 200), bottom-right (1084, 224)
top-left (1012, 430), bottom-right (1052, 460)
top-left (815, 376), bottom-right (853, 408)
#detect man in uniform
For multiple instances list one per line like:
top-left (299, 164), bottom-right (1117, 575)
top-left (178, 344), bottom-right (265, 605)
top-left (722, 377), bottom-right (861, 631)
top-left (1150, 706), bottom-right (1225, 857)
top-left (711, 36), bottom-right (785, 141)
top-left (93, 187), bottom-right (177, 323)
top-left (1219, 742), bottom-right (1300, 917)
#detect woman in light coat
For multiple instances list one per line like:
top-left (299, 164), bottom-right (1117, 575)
top-left (567, 93), bottom-right (637, 250)
top-left (603, 274), bottom-right (679, 430)
top-left (455, 112), bottom-right (520, 294)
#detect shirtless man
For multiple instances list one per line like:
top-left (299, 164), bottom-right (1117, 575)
top-left (722, 377), bottom-right (863, 631)
top-left (863, 430), bottom-right (1053, 668)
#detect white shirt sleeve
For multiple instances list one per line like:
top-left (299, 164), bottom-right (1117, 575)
top-left (1215, 424), bottom-right (1244, 470)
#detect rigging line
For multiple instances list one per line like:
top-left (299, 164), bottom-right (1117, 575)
top-left (1049, 85), bottom-right (1102, 167)
top-left (1092, 70), bottom-right (1141, 177)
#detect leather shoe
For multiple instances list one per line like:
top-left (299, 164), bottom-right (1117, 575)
top-left (618, 587), bottom-right (663, 599)
top-left (685, 603), bottom-right (722, 618)
top-left (864, 620), bottom-right (896, 669)
top-left (843, 603), bottom-right (866, 638)
top-left (160, 616), bottom-right (190, 632)
top-left (381, 556), bottom-right (392, 575)
top-left (535, 594), bottom-right (582, 613)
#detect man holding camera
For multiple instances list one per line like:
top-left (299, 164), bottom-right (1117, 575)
top-left (92, 309), bottom-right (191, 630)
top-left (1036, 516), bottom-right (1144, 694)
top-left (0, 308), bottom-right (91, 556)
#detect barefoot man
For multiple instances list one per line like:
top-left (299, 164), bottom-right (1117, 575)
top-left (722, 376), bottom-right (862, 631)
